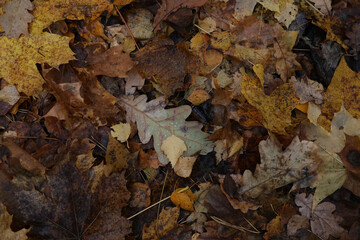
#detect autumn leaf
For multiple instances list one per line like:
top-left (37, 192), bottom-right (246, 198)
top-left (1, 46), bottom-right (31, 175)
top-left (295, 193), bottom-right (345, 239)
top-left (0, 203), bottom-right (29, 240)
top-left (170, 188), bottom-right (195, 211)
top-left (30, 0), bottom-right (115, 35)
top-left (0, 0), bottom-right (34, 38)
top-left (161, 135), bottom-right (187, 166)
top-left (153, 0), bottom-right (207, 28)
top-left (241, 74), bottom-right (299, 134)
top-left (0, 85), bottom-right (20, 115)
top-left (119, 94), bottom-right (213, 164)
top-left (318, 57), bottom-right (360, 131)
top-left (105, 135), bottom-right (132, 175)
top-left (0, 32), bottom-right (74, 95)
top-left (237, 135), bottom-right (319, 198)
top-left (111, 123), bottom-right (131, 143)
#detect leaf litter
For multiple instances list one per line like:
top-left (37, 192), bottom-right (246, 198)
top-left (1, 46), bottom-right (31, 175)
top-left (0, 0), bottom-right (359, 239)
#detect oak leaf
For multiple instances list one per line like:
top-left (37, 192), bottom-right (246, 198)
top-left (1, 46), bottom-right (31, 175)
top-left (0, 33), bottom-right (74, 95)
top-left (295, 193), bottom-right (345, 239)
top-left (153, 0), bottom-right (207, 28)
top-left (238, 135), bottom-right (319, 198)
top-left (0, 0), bottom-right (34, 38)
top-left (119, 95), bottom-right (213, 164)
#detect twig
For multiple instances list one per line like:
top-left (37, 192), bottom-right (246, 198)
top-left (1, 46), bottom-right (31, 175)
top-left (210, 216), bottom-right (260, 234)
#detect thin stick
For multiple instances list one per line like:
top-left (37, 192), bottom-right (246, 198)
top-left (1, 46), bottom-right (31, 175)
top-left (156, 170), bottom-right (168, 233)
top-left (304, 0), bottom-right (325, 16)
top-left (114, 6), bottom-right (140, 51)
top-left (127, 186), bottom-right (189, 220)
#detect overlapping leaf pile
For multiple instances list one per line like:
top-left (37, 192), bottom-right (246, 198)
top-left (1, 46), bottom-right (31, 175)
top-left (0, 0), bottom-right (359, 239)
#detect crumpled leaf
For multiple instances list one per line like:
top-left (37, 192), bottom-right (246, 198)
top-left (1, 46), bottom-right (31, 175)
top-left (30, 0), bottom-right (114, 35)
top-left (0, 0), bottom-right (34, 38)
top-left (119, 95), bottom-right (213, 164)
top-left (0, 33), bottom-right (74, 95)
top-left (238, 135), bottom-right (319, 198)
top-left (170, 188), bottom-right (195, 211)
top-left (241, 74), bottom-right (299, 134)
top-left (295, 193), bottom-right (345, 239)
top-left (318, 57), bottom-right (360, 131)
top-left (0, 202), bottom-right (29, 240)
top-left (153, 0), bottom-right (207, 28)
top-left (142, 206), bottom-right (180, 239)
top-left (291, 76), bottom-right (324, 104)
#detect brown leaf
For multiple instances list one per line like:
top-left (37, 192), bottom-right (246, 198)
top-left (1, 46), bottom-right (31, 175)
top-left (87, 45), bottom-right (134, 78)
top-left (287, 214), bottom-right (309, 236)
top-left (171, 188), bottom-right (195, 211)
top-left (295, 193), bottom-right (345, 239)
top-left (105, 135), bottom-right (132, 175)
top-left (129, 182), bottom-right (151, 208)
top-left (0, 203), bottom-right (28, 240)
top-left (264, 216), bottom-right (285, 240)
top-left (153, 0), bottom-right (207, 28)
top-left (134, 39), bottom-right (199, 96)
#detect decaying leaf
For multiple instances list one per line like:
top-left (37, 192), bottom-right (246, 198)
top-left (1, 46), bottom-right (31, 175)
top-left (0, 33), bottom-right (74, 95)
top-left (0, 0), bottom-right (34, 38)
top-left (142, 206), bottom-right (180, 239)
top-left (264, 216), bottom-right (284, 240)
top-left (287, 214), bottom-right (309, 236)
top-left (119, 95), bottom-right (213, 164)
top-left (0, 202), bottom-right (29, 240)
top-left (153, 0), bottom-right (207, 28)
top-left (30, 0), bottom-right (114, 34)
top-left (241, 74), bottom-right (299, 134)
top-left (319, 57), bottom-right (360, 131)
top-left (129, 182), bottom-right (151, 208)
top-left (237, 135), bottom-right (319, 198)
top-left (295, 193), bottom-right (345, 239)
top-left (105, 135), bottom-right (131, 175)
top-left (291, 76), bottom-right (324, 104)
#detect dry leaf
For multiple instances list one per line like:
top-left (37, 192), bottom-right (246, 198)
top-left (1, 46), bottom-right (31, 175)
top-left (153, 0), bottom-right (207, 28)
top-left (0, 203), bottom-right (29, 240)
top-left (0, 33), bottom-right (74, 95)
top-left (111, 123), bottom-right (131, 143)
top-left (119, 95), bottom-right (213, 164)
top-left (174, 156), bottom-right (197, 178)
top-left (187, 89), bottom-right (211, 106)
top-left (161, 135), bottom-right (187, 166)
top-left (142, 206), bottom-right (180, 239)
top-left (310, 0), bottom-right (332, 15)
top-left (287, 214), bottom-right (309, 236)
top-left (170, 188), bottom-right (195, 211)
top-left (264, 216), bottom-right (284, 240)
top-left (0, 0), bottom-right (34, 38)
top-left (0, 85), bottom-right (20, 115)
top-left (274, 0), bottom-right (298, 28)
top-left (87, 45), bottom-right (134, 78)
top-left (125, 68), bottom-right (145, 95)
top-left (290, 76), bottom-right (324, 104)
top-left (295, 193), bottom-right (345, 239)
top-left (105, 135), bottom-right (131, 175)
top-left (238, 135), bottom-right (319, 198)
top-left (126, 8), bottom-right (154, 39)
top-left (129, 182), bottom-right (151, 208)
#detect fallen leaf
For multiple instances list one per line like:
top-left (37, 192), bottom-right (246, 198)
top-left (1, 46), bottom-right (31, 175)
top-left (295, 193), bottom-right (345, 239)
top-left (310, 0), bottom-right (332, 15)
top-left (0, 85), bottom-right (20, 115)
top-left (125, 68), bottom-right (145, 95)
top-left (174, 156), bottom-right (197, 178)
top-left (126, 7), bottom-right (154, 39)
top-left (111, 123), bottom-right (131, 143)
top-left (86, 44), bottom-right (134, 78)
top-left (198, 17), bottom-right (217, 33)
top-left (142, 206), bottom-right (180, 239)
top-left (161, 134), bottom-right (187, 166)
top-left (153, 0), bottom-right (207, 28)
top-left (187, 89), bottom-right (211, 106)
top-left (264, 216), bottom-right (285, 240)
top-left (274, 0), bottom-right (298, 28)
top-left (318, 57), bottom-right (360, 131)
top-left (0, 0), bottom-right (34, 38)
top-left (0, 33), bottom-right (74, 95)
top-left (30, 0), bottom-right (114, 35)
top-left (119, 95), bottom-right (213, 164)
top-left (0, 202), bottom-right (29, 240)
top-left (287, 214), bottom-right (309, 236)
top-left (171, 188), bottom-right (195, 211)
top-left (241, 74), bottom-right (299, 134)
top-left (129, 182), bottom-right (151, 208)
top-left (105, 135), bottom-right (131, 175)
top-left (290, 76), bottom-right (324, 104)
top-left (238, 135), bottom-right (319, 198)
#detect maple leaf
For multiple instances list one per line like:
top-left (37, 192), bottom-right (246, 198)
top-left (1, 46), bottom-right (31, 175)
top-left (119, 95), bottom-right (213, 164)
top-left (295, 193), bottom-right (345, 239)
top-left (0, 33), bottom-right (74, 96)
top-left (153, 0), bottom-right (207, 28)
top-left (318, 57), bottom-right (360, 131)
top-left (0, 0), bottom-right (34, 38)
top-left (30, 0), bottom-right (115, 35)
top-left (0, 203), bottom-right (29, 240)
top-left (241, 74), bottom-right (299, 134)
top-left (237, 135), bottom-right (319, 198)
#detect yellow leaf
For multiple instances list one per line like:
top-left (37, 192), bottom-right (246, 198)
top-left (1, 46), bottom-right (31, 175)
top-left (142, 207), bottom-right (179, 239)
top-left (174, 156), bottom-right (197, 178)
top-left (228, 137), bottom-right (244, 157)
top-left (187, 89), bottom-right (211, 106)
top-left (0, 33), bottom-right (74, 95)
top-left (161, 135), bottom-right (187, 166)
top-left (319, 57), bottom-right (360, 131)
top-left (111, 123), bottom-right (131, 143)
top-left (253, 64), bottom-right (264, 86)
top-left (241, 74), bottom-right (299, 134)
top-left (105, 135), bottom-right (131, 175)
top-left (170, 188), bottom-right (195, 211)
top-left (30, 0), bottom-right (114, 35)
